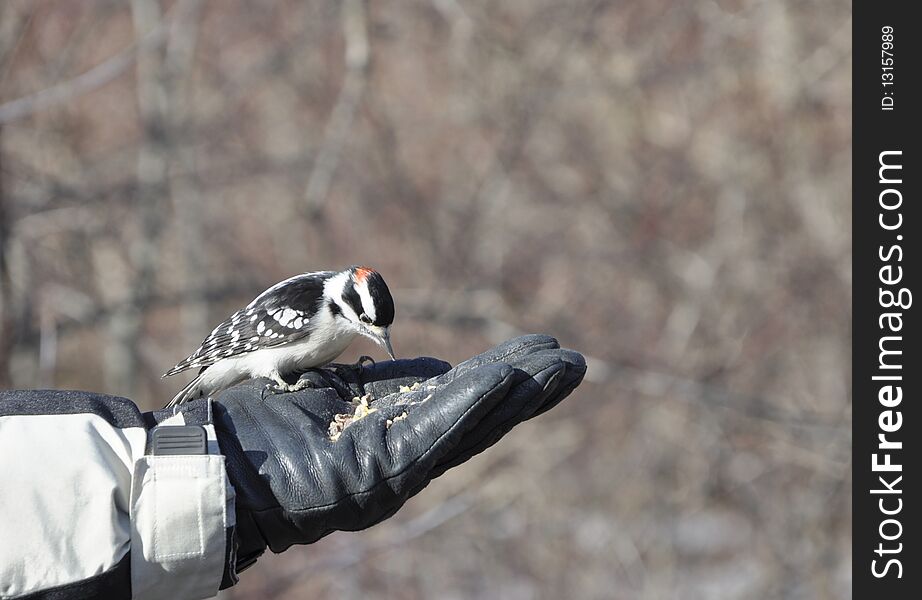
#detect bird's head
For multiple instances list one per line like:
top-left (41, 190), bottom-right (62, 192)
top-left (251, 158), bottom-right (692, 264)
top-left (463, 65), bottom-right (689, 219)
top-left (328, 266), bottom-right (396, 359)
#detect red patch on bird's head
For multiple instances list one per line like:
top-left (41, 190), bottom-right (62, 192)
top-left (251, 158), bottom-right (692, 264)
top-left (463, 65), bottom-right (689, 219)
top-left (353, 266), bottom-right (375, 283)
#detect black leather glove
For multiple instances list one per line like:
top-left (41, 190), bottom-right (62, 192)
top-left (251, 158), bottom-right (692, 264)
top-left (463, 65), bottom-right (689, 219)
top-left (199, 334), bottom-right (585, 573)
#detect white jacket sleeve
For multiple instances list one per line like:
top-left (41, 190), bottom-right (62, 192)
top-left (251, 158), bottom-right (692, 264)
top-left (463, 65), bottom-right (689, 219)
top-left (0, 390), bottom-right (235, 600)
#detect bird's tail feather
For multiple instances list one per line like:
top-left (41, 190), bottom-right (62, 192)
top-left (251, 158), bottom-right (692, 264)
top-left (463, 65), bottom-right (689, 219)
top-left (165, 374), bottom-right (203, 408)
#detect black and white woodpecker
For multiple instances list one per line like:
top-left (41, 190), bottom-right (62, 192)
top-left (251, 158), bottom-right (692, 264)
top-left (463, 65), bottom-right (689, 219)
top-left (163, 266), bottom-right (396, 406)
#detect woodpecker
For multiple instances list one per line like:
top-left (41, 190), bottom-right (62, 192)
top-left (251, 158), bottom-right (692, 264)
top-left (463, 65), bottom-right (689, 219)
top-left (163, 266), bottom-right (395, 406)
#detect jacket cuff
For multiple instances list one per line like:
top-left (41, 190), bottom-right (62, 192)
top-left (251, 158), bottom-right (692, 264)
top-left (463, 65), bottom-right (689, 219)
top-left (131, 402), bottom-right (234, 600)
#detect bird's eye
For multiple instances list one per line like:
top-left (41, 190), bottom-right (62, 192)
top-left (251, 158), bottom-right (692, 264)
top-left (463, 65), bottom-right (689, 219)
top-left (359, 313), bottom-right (372, 324)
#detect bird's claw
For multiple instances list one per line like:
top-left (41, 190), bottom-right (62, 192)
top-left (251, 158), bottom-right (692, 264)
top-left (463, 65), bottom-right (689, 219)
top-left (355, 355), bottom-right (376, 372)
top-left (261, 378), bottom-right (316, 399)
top-left (334, 355), bottom-right (375, 376)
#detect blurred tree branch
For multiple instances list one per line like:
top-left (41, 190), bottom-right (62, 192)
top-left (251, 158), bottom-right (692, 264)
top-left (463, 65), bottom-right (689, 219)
top-left (0, 126), bottom-right (13, 386)
top-left (165, 0), bottom-right (207, 355)
top-left (0, 3), bottom-right (35, 90)
top-left (105, 0), bottom-right (202, 395)
top-left (302, 0), bottom-right (369, 217)
top-left (0, 7), bottom-right (173, 125)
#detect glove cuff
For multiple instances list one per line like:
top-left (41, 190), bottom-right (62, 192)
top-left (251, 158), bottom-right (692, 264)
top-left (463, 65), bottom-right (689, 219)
top-left (134, 398), bottom-right (234, 598)
top-left (145, 398), bottom-right (254, 590)
top-left (230, 510), bottom-right (268, 578)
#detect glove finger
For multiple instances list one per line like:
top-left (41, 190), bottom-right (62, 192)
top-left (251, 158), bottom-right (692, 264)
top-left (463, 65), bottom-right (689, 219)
top-left (272, 335), bottom-right (558, 401)
top-left (427, 348), bottom-right (585, 476)
top-left (444, 347), bottom-right (579, 437)
top-left (466, 352), bottom-right (567, 430)
top-left (429, 361), bottom-right (568, 476)
top-left (292, 358), bottom-right (452, 401)
top-left (320, 364), bottom-right (512, 528)
top-left (435, 334), bottom-right (560, 384)
top-left (352, 357), bottom-right (452, 398)
top-left (525, 350), bottom-right (586, 420)
top-left (502, 348), bottom-right (586, 420)
top-left (343, 363), bottom-right (514, 489)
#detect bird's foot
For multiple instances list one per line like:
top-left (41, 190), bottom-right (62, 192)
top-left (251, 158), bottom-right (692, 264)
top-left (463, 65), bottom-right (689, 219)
top-left (332, 355), bottom-right (376, 378)
top-left (261, 377), bottom-right (316, 399)
top-left (327, 356), bottom-right (377, 397)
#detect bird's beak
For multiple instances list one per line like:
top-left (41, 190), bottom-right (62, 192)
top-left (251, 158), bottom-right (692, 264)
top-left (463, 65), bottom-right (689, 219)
top-left (369, 326), bottom-right (396, 360)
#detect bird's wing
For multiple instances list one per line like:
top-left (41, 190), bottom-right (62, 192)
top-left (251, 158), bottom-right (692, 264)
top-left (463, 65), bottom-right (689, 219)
top-left (163, 271), bottom-right (335, 376)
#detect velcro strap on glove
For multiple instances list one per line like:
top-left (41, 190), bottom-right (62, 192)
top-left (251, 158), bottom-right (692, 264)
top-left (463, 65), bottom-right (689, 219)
top-left (130, 411), bottom-right (233, 600)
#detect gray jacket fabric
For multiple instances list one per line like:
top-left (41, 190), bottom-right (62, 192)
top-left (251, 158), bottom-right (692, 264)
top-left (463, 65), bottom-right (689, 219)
top-left (0, 390), bottom-right (232, 600)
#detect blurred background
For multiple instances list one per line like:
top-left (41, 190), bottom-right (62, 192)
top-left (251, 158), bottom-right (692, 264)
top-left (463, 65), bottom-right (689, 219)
top-left (0, 0), bottom-right (851, 598)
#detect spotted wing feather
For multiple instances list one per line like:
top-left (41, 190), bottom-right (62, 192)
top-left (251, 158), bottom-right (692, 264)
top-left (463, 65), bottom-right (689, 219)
top-left (163, 271), bottom-right (334, 377)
